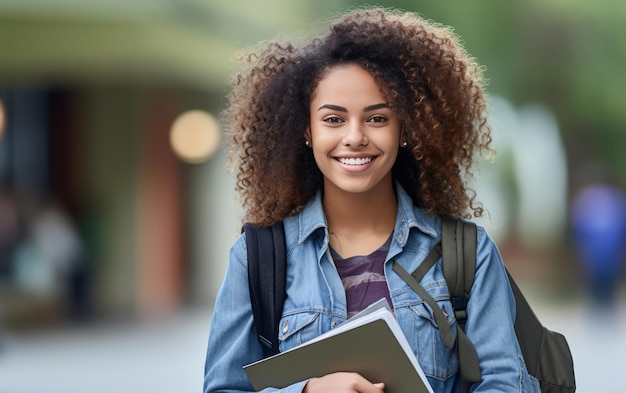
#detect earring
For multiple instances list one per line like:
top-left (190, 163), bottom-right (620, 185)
top-left (402, 142), bottom-right (408, 147)
top-left (305, 140), bottom-right (311, 147)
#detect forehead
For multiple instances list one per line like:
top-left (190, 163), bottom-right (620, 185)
top-left (311, 63), bottom-right (387, 104)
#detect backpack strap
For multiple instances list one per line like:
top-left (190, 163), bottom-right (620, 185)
top-left (442, 215), bottom-right (477, 328)
top-left (441, 216), bottom-right (480, 392)
top-left (394, 216), bottom-right (481, 391)
top-left (392, 261), bottom-right (456, 349)
top-left (244, 222), bottom-right (287, 358)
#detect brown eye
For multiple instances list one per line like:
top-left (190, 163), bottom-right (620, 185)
top-left (323, 116), bottom-right (343, 124)
top-left (368, 115), bottom-right (388, 123)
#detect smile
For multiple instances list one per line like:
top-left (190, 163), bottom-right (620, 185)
top-left (337, 157), bottom-right (373, 166)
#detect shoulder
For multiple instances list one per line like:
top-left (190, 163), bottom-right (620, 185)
top-left (228, 229), bottom-right (248, 270)
top-left (473, 222), bottom-right (500, 258)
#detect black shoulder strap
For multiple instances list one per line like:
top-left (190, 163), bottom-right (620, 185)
top-left (442, 215), bottom-right (477, 328)
top-left (393, 215), bottom-right (480, 391)
top-left (244, 222), bottom-right (287, 358)
top-left (441, 216), bottom-right (480, 392)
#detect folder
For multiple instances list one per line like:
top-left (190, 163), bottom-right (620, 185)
top-left (244, 299), bottom-right (434, 393)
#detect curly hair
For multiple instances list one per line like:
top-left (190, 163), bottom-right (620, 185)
top-left (223, 7), bottom-right (492, 226)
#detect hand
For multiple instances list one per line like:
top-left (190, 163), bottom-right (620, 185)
top-left (303, 372), bottom-right (385, 393)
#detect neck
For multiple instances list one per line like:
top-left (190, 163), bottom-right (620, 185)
top-left (322, 179), bottom-right (397, 256)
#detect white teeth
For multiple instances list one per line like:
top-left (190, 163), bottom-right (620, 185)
top-left (339, 157), bottom-right (373, 165)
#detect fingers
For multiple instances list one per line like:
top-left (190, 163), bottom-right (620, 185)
top-left (303, 372), bottom-right (385, 393)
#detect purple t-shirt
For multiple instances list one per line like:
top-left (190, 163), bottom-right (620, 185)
top-left (331, 235), bottom-right (393, 318)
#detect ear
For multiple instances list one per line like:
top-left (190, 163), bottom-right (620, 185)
top-left (304, 127), bottom-right (312, 144)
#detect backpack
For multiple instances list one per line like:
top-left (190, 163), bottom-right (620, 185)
top-left (244, 217), bottom-right (576, 393)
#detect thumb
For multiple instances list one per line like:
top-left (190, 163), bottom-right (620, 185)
top-left (374, 382), bottom-right (385, 390)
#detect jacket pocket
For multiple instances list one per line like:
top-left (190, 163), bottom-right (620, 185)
top-left (400, 299), bottom-right (459, 381)
top-left (278, 311), bottom-right (322, 351)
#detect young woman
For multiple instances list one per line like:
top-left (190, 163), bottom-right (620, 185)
top-left (204, 7), bottom-right (540, 393)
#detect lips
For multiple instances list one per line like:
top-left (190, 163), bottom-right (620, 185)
top-left (337, 157), bottom-right (374, 166)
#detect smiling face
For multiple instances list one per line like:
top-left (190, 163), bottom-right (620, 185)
top-left (307, 63), bottom-right (401, 198)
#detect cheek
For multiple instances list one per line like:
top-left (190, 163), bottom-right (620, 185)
top-left (311, 150), bottom-right (332, 179)
top-left (378, 134), bottom-right (401, 156)
top-left (382, 140), bottom-right (401, 167)
top-left (311, 144), bottom-right (331, 166)
top-left (387, 146), bottom-right (400, 165)
top-left (310, 126), bottom-right (339, 151)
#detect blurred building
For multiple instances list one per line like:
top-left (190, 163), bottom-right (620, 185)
top-left (0, 0), bottom-right (322, 328)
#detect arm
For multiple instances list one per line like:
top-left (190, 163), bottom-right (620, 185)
top-left (203, 235), bottom-right (308, 393)
top-left (465, 228), bottom-right (540, 393)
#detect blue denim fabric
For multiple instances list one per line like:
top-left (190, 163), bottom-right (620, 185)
top-left (203, 184), bottom-right (540, 393)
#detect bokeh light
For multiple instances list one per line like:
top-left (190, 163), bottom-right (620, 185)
top-left (169, 110), bottom-right (221, 164)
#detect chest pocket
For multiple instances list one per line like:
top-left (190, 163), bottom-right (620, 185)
top-left (404, 298), bottom-right (459, 380)
top-left (393, 260), bottom-right (460, 381)
top-left (278, 311), bottom-right (322, 352)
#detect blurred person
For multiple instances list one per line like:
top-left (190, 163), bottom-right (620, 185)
top-left (571, 184), bottom-right (626, 312)
top-left (204, 7), bottom-right (539, 393)
top-left (32, 199), bottom-right (88, 318)
top-left (10, 195), bottom-right (89, 322)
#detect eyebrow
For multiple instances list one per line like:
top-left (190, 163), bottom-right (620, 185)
top-left (317, 103), bottom-right (389, 112)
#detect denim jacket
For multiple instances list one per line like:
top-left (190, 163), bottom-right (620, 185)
top-left (203, 184), bottom-right (540, 393)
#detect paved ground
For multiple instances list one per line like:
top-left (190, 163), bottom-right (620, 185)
top-left (0, 308), bottom-right (213, 393)
top-left (0, 296), bottom-right (624, 392)
top-left (535, 298), bottom-right (626, 393)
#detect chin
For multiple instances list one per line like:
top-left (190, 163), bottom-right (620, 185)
top-left (326, 179), bottom-right (385, 196)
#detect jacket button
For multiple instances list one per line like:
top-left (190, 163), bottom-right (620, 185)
top-left (282, 320), bottom-right (289, 333)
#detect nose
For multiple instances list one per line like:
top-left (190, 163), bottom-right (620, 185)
top-left (342, 121), bottom-right (368, 147)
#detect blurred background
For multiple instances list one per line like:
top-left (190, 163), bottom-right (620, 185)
top-left (0, 0), bottom-right (624, 392)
